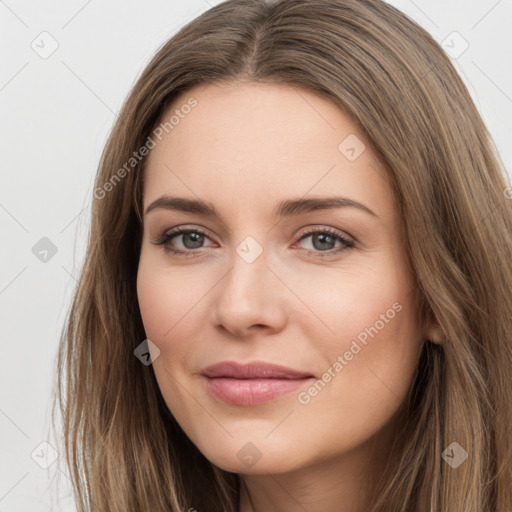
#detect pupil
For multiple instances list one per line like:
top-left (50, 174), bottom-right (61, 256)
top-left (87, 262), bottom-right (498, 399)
top-left (313, 233), bottom-right (334, 251)
top-left (183, 232), bottom-right (203, 249)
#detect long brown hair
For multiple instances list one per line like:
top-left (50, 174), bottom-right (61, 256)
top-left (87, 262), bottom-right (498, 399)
top-left (53, 0), bottom-right (512, 510)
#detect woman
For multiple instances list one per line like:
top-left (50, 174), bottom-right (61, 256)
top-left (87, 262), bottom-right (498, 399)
top-left (54, 0), bottom-right (512, 510)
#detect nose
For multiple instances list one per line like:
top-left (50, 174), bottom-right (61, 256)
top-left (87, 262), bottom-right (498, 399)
top-left (211, 246), bottom-right (287, 338)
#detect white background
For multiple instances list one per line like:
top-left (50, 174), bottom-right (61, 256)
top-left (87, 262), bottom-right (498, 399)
top-left (1, 0), bottom-right (511, 510)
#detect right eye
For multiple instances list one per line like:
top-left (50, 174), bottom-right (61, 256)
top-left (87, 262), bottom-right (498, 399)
top-left (151, 226), bottom-right (216, 256)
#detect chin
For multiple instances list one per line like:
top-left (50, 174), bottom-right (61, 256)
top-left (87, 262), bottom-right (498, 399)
top-left (199, 440), bottom-right (306, 475)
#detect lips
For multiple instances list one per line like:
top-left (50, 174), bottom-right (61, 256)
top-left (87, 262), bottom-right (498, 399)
top-left (201, 360), bottom-right (314, 379)
top-left (200, 361), bottom-right (315, 405)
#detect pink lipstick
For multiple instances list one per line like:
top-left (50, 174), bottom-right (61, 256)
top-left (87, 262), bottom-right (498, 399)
top-left (201, 361), bottom-right (315, 405)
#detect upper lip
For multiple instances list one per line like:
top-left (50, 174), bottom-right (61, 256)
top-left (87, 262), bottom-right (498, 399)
top-left (201, 361), bottom-right (314, 379)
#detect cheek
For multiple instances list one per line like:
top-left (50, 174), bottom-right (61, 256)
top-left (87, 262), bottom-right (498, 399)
top-left (136, 258), bottom-right (211, 342)
top-left (300, 288), bottom-right (422, 427)
top-left (136, 268), bottom-right (171, 341)
top-left (135, 258), bottom-right (218, 411)
top-left (295, 261), bottom-right (421, 423)
top-left (136, 260), bottom-right (205, 423)
top-left (289, 260), bottom-right (410, 354)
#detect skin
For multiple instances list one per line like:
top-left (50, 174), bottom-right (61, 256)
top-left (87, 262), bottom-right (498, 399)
top-left (136, 81), bottom-right (441, 512)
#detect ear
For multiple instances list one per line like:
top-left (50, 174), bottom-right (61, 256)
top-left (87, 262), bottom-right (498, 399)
top-left (424, 320), bottom-right (444, 345)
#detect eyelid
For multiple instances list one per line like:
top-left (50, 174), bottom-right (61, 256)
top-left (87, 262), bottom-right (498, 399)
top-left (296, 225), bottom-right (355, 243)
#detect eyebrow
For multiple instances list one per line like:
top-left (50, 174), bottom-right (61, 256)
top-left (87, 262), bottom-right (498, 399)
top-left (144, 195), bottom-right (378, 220)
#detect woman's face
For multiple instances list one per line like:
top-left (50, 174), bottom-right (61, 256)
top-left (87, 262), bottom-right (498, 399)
top-left (137, 81), bottom-right (428, 476)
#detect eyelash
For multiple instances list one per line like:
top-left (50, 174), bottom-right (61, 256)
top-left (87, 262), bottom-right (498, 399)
top-left (151, 225), bottom-right (356, 259)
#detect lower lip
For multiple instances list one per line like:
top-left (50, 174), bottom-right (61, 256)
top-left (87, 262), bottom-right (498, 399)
top-left (203, 376), bottom-right (314, 405)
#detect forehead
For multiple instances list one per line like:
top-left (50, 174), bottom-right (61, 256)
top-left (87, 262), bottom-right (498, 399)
top-left (142, 81), bottom-right (395, 221)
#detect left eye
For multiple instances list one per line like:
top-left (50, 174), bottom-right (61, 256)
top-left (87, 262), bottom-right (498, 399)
top-left (296, 229), bottom-right (354, 253)
top-left (151, 227), bottom-right (355, 257)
